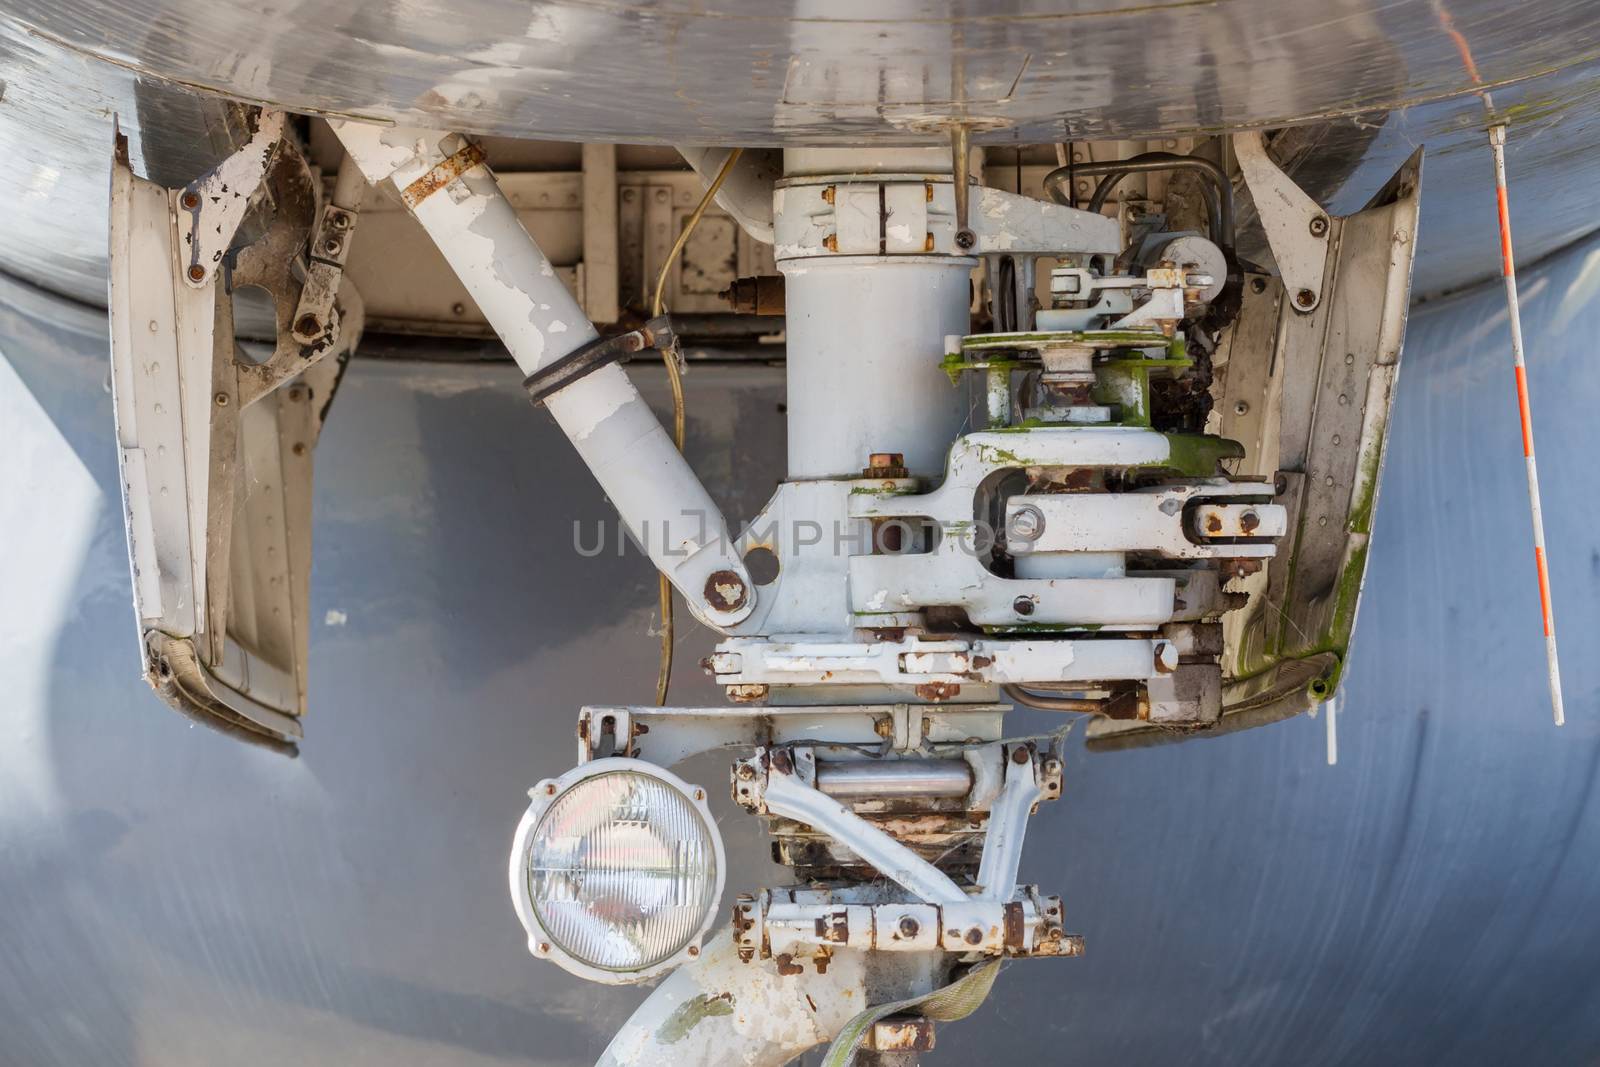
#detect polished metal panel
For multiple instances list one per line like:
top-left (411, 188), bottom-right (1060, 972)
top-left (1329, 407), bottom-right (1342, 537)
top-left (4, 220), bottom-right (1599, 1061)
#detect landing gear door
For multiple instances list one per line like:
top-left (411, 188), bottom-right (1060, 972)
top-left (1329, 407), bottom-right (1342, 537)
top-left (107, 120), bottom-right (361, 750)
top-left (1087, 148), bottom-right (1423, 749)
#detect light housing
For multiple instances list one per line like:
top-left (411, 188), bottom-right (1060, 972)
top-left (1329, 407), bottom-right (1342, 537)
top-left (508, 757), bottom-right (725, 984)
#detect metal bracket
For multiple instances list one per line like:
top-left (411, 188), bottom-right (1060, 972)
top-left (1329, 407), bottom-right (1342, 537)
top-left (1232, 131), bottom-right (1330, 313)
top-left (178, 110), bottom-right (286, 288)
top-left (522, 315), bottom-right (677, 408)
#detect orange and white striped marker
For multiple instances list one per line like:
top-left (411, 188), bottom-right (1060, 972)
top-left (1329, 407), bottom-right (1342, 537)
top-left (1489, 124), bottom-right (1565, 726)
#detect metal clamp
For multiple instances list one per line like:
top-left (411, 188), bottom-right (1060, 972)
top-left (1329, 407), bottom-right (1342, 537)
top-left (522, 315), bottom-right (678, 408)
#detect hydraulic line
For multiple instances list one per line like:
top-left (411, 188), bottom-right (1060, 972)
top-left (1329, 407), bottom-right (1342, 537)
top-left (1043, 152), bottom-right (1235, 249)
top-left (652, 148), bottom-right (745, 705)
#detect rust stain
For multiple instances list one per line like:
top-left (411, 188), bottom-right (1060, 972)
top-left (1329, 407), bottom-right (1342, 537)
top-left (400, 140), bottom-right (488, 210)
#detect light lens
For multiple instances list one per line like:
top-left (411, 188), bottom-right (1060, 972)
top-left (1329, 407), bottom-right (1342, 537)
top-left (526, 769), bottom-right (718, 972)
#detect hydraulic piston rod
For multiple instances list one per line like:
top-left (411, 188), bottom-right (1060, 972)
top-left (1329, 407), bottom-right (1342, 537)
top-left (330, 121), bottom-right (754, 628)
top-left (815, 759), bottom-right (974, 799)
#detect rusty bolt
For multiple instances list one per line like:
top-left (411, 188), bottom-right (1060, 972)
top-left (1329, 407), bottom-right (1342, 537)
top-left (1012, 746), bottom-right (1030, 765)
top-left (536, 941), bottom-right (550, 954)
top-left (704, 570), bottom-right (750, 612)
top-left (1309, 215), bottom-right (1330, 238)
top-left (322, 236), bottom-right (343, 256)
top-left (898, 916), bottom-right (920, 938)
top-left (1205, 513), bottom-right (1223, 535)
top-left (686, 945), bottom-right (699, 957)
top-left (543, 783), bottom-right (557, 795)
top-left (180, 191), bottom-right (200, 210)
top-left (1250, 277), bottom-right (1267, 294)
top-left (1012, 596), bottom-right (1035, 616)
top-left (292, 442), bottom-right (307, 457)
top-left (863, 453), bottom-right (908, 479)
top-left (1295, 288), bottom-right (1316, 308)
top-left (295, 313), bottom-right (321, 336)
top-left (736, 763), bottom-right (756, 780)
top-left (964, 927), bottom-right (983, 945)
top-left (213, 391), bottom-right (229, 406)
top-left (187, 265), bottom-right (207, 282)
top-left (1239, 510), bottom-right (1261, 534)
top-left (1008, 505), bottom-right (1045, 543)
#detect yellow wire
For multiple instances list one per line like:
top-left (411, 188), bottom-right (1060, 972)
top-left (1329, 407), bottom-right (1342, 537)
top-left (651, 147), bottom-right (744, 705)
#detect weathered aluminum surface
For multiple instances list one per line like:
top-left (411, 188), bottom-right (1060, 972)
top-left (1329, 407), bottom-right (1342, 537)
top-left (4, 227), bottom-right (1600, 1062)
top-left (6, 2), bottom-right (1600, 304)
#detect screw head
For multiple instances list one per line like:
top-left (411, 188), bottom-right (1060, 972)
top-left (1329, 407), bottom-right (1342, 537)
top-left (1008, 505), bottom-right (1045, 542)
top-left (451, 303), bottom-right (467, 316)
top-left (322, 237), bottom-right (343, 256)
top-left (898, 916), bottom-right (920, 938)
top-left (1295, 288), bottom-right (1316, 308)
top-left (187, 265), bottom-right (207, 282)
top-left (330, 211), bottom-right (352, 230)
top-left (1250, 277), bottom-right (1267, 294)
top-left (955, 228), bottom-right (976, 250)
top-left (1234, 400), bottom-right (1250, 416)
top-left (295, 313), bottom-right (321, 336)
top-left (180, 191), bottom-right (200, 210)
top-left (1309, 215), bottom-right (1330, 238)
top-left (213, 391), bottom-right (229, 406)
top-left (1012, 596), bottom-right (1035, 617)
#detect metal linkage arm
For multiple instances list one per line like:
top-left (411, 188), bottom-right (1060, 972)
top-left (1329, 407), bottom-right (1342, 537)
top-left (330, 121), bottom-right (756, 628)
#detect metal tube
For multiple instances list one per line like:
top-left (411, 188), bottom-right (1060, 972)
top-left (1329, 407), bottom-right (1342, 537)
top-left (329, 121), bottom-right (754, 628)
top-left (1488, 124), bottom-right (1565, 727)
top-left (1043, 152), bottom-right (1235, 247)
top-left (815, 759), bottom-right (973, 799)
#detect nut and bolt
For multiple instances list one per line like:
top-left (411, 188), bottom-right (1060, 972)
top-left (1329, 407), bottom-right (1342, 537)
top-left (1309, 215), bottom-right (1329, 238)
top-left (1012, 596), bottom-right (1035, 617)
top-left (1008, 504), bottom-right (1045, 542)
top-left (1239, 510), bottom-right (1261, 534)
top-left (863, 452), bottom-right (908, 479)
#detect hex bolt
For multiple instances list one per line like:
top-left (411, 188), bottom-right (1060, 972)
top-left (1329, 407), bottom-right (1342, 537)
top-left (898, 916), bottom-right (920, 938)
top-left (1309, 215), bottom-right (1330, 238)
top-left (180, 191), bottom-right (200, 210)
top-left (1008, 505), bottom-right (1045, 543)
top-left (1012, 596), bottom-right (1035, 616)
